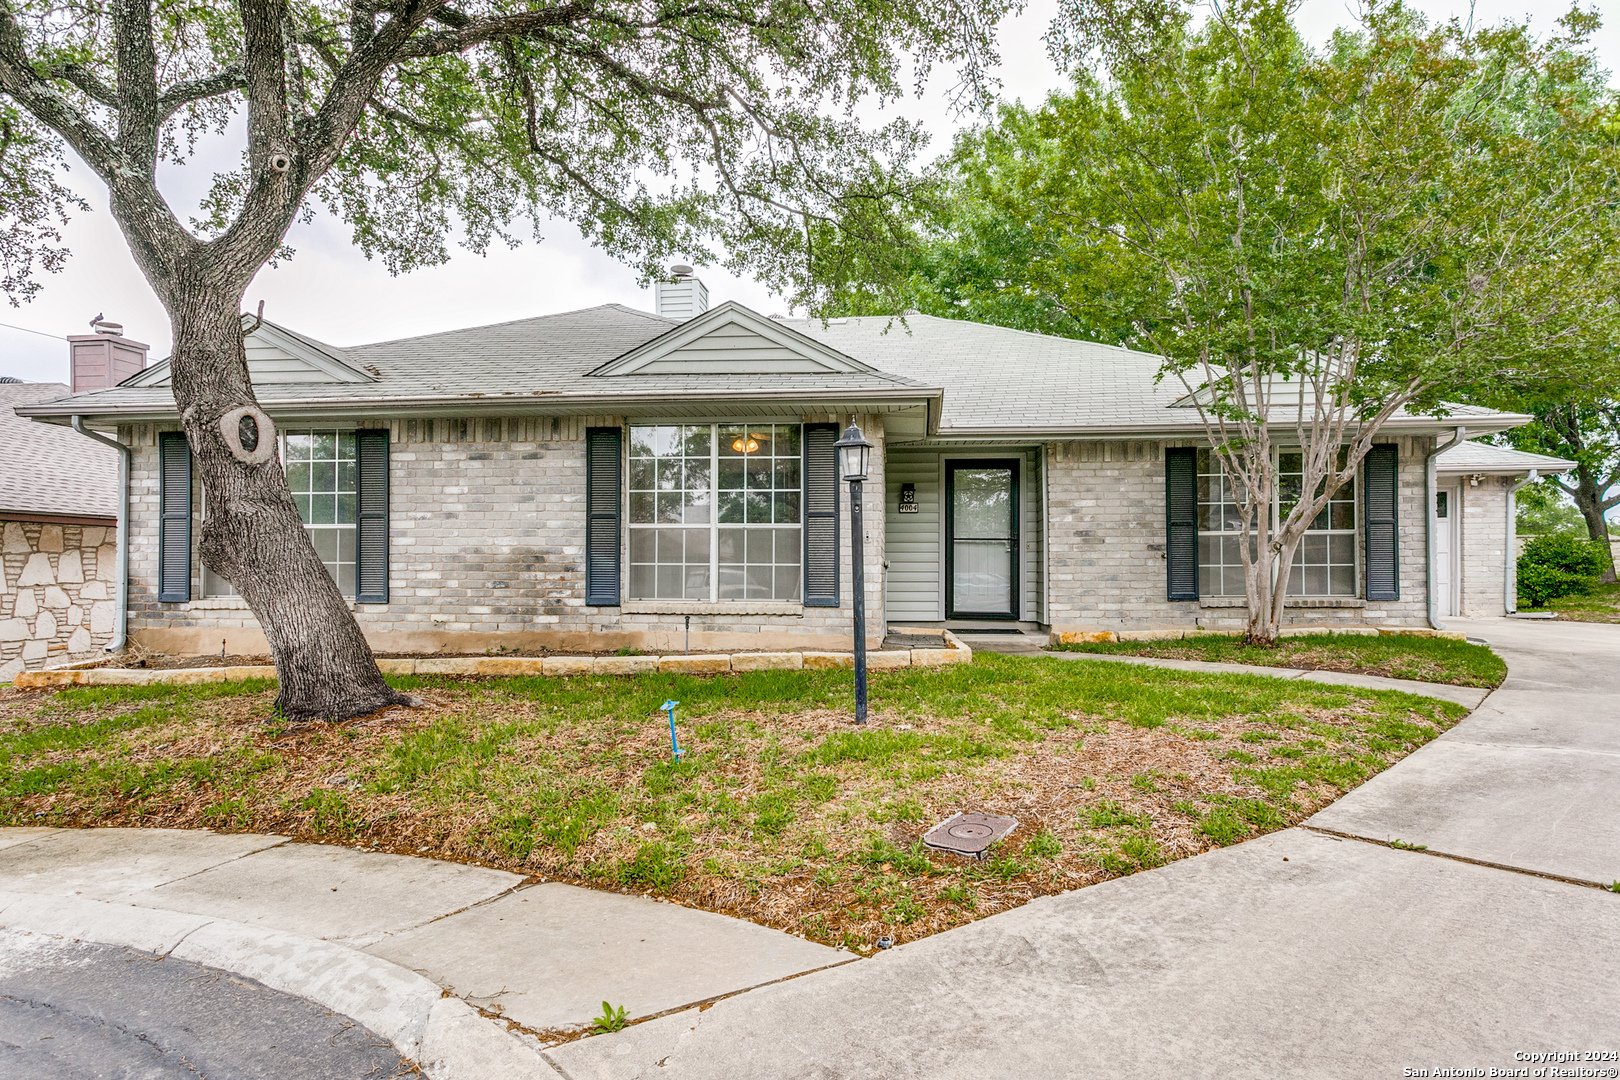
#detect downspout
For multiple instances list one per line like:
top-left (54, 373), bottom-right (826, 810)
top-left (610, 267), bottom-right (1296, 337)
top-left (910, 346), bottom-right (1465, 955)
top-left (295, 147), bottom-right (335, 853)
top-left (1504, 469), bottom-right (1537, 615)
top-left (1040, 443), bottom-right (1051, 628)
top-left (71, 417), bottom-right (130, 652)
top-left (1424, 426), bottom-right (1465, 631)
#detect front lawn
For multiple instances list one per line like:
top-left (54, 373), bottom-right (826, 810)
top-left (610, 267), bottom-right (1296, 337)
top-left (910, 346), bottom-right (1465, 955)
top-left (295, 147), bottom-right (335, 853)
top-left (1050, 632), bottom-right (1505, 688)
top-left (0, 655), bottom-right (1464, 952)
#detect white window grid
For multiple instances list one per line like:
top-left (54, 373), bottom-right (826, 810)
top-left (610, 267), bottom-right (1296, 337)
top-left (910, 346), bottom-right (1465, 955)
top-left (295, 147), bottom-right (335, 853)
top-left (202, 428), bottom-right (357, 598)
top-left (627, 423), bottom-right (802, 602)
top-left (1197, 448), bottom-right (1358, 597)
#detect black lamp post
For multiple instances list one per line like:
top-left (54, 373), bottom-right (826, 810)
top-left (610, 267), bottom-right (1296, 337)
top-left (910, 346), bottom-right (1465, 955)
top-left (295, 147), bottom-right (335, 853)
top-left (834, 420), bottom-right (874, 725)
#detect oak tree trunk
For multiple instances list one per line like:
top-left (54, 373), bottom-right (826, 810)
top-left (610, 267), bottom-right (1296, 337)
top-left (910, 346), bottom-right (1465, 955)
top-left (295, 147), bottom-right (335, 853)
top-left (167, 280), bottom-right (408, 720)
top-left (1569, 468), bottom-right (1618, 584)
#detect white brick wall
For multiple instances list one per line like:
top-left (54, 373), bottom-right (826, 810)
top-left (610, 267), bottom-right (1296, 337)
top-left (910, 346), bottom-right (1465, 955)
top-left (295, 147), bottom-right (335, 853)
top-left (123, 415), bottom-right (887, 657)
top-left (1458, 475), bottom-right (1511, 617)
top-left (1044, 437), bottom-right (1434, 633)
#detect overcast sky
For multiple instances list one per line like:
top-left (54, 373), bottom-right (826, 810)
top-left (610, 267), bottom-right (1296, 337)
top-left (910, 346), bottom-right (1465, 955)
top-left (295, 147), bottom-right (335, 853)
top-left (2, 0), bottom-right (1615, 384)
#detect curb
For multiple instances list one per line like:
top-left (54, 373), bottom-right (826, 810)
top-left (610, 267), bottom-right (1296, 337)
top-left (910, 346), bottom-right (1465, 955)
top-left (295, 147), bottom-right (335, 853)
top-left (0, 890), bottom-right (561, 1079)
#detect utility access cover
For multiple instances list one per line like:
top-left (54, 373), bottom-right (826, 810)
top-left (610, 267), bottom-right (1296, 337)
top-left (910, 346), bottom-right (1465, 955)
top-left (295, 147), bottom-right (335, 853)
top-left (923, 812), bottom-right (1018, 860)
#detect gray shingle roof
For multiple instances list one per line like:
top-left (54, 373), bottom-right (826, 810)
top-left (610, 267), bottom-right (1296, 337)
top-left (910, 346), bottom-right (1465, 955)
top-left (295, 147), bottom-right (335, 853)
top-left (1437, 440), bottom-right (1576, 475)
top-left (785, 314), bottom-right (1527, 437)
top-left (1, 382), bottom-right (118, 519)
top-left (21, 304), bottom-right (934, 422)
top-left (17, 303), bottom-right (1528, 439)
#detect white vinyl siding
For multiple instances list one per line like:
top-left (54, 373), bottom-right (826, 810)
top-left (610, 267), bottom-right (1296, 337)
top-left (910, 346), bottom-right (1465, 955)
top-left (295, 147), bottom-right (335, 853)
top-left (884, 448), bottom-right (944, 621)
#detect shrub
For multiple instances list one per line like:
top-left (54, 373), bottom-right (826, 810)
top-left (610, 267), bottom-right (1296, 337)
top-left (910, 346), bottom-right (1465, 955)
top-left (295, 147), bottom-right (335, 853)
top-left (1517, 534), bottom-right (1608, 607)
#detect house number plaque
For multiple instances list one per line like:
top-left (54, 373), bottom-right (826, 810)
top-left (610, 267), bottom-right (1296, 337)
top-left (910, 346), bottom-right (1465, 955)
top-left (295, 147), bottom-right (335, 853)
top-left (898, 483), bottom-right (918, 513)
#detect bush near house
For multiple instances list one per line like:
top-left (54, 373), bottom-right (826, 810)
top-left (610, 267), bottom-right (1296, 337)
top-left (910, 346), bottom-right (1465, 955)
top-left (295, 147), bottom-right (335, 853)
top-left (1518, 534), bottom-right (1609, 608)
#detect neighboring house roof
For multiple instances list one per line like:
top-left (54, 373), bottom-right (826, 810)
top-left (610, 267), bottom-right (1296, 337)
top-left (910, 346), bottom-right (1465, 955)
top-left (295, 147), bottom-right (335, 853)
top-left (16, 301), bottom-right (1528, 440)
top-left (783, 314), bottom-right (1528, 438)
top-left (0, 382), bottom-right (118, 521)
top-left (1437, 440), bottom-right (1577, 476)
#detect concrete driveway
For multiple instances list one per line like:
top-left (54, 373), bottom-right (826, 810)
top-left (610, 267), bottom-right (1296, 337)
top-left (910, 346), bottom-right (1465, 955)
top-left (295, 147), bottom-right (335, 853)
top-left (549, 616), bottom-right (1620, 1079)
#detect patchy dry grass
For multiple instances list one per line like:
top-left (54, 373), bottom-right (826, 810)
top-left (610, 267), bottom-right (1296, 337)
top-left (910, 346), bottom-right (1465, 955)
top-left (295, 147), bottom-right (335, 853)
top-left (1525, 580), bottom-right (1620, 624)
top-left (1051, 632), bottom-right (1505, 688)
top-left (0, 654), bottom-right (1464, 953)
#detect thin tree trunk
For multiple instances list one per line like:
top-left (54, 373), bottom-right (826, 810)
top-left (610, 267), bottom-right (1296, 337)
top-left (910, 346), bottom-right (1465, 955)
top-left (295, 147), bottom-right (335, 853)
top-left (166, 281), bottom-right (409, 720)
top-left (1570, 469), bottom-right (1617, 583)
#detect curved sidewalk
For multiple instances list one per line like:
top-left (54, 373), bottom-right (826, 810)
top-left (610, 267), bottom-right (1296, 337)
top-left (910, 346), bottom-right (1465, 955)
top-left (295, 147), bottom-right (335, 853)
top-left (0, 827), bottom-right (848, 1078)
top-left (1038, 647), bottom-right (1492, 707)
top-left (549, 616), bottom-right (1620, 1079)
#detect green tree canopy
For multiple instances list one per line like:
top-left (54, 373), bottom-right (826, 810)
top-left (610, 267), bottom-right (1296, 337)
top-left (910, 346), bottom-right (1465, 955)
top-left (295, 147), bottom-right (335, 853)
top-left (842, 0), bottom-right (1620, 641)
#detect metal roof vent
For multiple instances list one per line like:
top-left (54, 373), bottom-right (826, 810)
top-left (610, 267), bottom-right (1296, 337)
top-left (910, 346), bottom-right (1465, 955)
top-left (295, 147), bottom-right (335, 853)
top-left (923, 812), bottom-right (1018, 860)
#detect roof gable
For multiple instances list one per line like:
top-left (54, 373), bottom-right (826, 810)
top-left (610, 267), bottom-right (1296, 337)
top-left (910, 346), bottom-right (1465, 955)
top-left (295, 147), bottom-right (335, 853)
top-left (590, 302), bottom-right (875, 377)
top-left (127, 316), bottom-right (375, 387)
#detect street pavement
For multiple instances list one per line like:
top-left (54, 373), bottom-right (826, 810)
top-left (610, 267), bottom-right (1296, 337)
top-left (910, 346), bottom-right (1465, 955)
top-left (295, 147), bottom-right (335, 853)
top-left (0, 930), bottom-right (411, 1078)
top-left (549, 616), bottom-right (1620, 1078)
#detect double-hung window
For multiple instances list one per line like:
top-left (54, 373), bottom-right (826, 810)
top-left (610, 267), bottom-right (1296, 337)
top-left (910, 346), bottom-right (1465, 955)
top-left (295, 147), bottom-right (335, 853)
top-left (627, 423), bottom-right (802, 602)
top-left (202, 428), bottom-right (358, 598)
top-left (1197, 448), bottom-right (1358, 597)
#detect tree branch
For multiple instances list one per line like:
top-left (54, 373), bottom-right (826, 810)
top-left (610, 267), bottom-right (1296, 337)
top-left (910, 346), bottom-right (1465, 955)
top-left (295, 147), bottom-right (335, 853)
top-left (157, 66), bottom-right (248, 119)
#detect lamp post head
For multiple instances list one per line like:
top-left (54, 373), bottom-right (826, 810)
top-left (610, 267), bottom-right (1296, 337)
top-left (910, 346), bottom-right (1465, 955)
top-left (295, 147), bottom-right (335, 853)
top-left (833, 421), bottom-right (873, 483)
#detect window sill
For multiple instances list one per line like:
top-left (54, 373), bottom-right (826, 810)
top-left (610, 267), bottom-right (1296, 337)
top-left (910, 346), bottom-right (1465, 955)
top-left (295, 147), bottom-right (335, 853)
top-left (623, 601), bottom-right (805, 617)
top-left (1199, 597), bottom-right (1366, 609)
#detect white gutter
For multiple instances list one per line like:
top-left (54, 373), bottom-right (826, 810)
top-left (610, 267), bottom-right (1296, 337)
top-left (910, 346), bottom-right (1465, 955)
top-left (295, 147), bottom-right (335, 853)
top-left (1504, 469), bottom-right (1537, 614)
top-left (1424, 427), bottom-right (1465, 630)
top-left (70, 417), bottom-right (130, 653)
top-left (1040, 442), bottom-right (1051, 627)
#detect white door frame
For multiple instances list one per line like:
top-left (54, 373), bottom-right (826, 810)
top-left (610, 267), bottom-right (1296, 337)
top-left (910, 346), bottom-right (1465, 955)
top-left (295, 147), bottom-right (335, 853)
top-left (1434, 481), bottom-right (1462, 617)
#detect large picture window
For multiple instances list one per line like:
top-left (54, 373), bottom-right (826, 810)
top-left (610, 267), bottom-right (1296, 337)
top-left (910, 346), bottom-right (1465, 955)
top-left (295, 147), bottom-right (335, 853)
top-left (628, 423), bottom-right (802, 602)
top-left (202, 428), bottom-right (358, 598)
top-left (1197, 448), bottom-right (1357, 597)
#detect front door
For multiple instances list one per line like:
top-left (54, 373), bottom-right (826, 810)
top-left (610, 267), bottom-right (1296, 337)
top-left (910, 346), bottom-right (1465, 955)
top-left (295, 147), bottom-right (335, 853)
top-left (946, 459), bottom-right (1019, 619)
top-left (1435, 484), bottom-right (1458, 617)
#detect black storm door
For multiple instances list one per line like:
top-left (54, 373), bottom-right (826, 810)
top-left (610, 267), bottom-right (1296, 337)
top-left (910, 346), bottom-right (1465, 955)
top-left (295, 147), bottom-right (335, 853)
top-left (946, 459), bottom-right (1019, 619)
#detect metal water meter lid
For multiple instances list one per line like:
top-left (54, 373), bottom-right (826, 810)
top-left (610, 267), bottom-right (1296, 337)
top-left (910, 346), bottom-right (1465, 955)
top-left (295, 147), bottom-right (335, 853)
top-left (922, 812), bottom-right (1018, 859)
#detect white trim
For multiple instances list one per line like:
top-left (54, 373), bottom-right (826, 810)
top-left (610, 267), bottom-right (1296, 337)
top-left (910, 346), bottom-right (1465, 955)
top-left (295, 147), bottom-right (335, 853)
top-left (125, 318), bottom-right (374, 388)
top-left (622, 601), bottom-right (804, 616)
top-left (591, 302), bottom-right (880, 377)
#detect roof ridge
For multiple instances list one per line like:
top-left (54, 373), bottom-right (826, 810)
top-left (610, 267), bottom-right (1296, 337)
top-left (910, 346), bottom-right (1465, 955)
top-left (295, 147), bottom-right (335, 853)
top-left (348, 303), bottom-right (669, 350)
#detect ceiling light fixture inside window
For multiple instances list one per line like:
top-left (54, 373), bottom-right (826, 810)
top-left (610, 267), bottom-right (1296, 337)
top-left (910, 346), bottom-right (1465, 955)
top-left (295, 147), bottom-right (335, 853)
top-left (732, 435), bottom-right (760, 453)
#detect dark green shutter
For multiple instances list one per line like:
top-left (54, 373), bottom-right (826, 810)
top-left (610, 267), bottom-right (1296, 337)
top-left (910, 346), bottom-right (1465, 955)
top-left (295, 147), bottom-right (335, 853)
top-left (585, 426), bottom-right (622, 606)
top-left (157, 431), bottom-right (192, 603)
top-left (355, 429), bottom-right (390, 604)
top-left (1364, 444), bottom-right (1399, 601)
top-left (1165, 447), bottom-right (1198, 601)
top-left (802, 422), bottom-right (840, 607)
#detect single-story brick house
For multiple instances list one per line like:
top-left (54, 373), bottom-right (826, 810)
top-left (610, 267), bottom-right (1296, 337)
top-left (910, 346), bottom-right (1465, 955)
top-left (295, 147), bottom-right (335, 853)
top-left (14, 277), bottom-right (1536, 658)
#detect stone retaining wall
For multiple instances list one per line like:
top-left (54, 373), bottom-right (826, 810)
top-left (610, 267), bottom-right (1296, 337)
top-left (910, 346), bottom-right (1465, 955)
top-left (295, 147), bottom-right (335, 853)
top-left (11, 633), bottom-right (971, 689)
top-left (0, 519), bottom-right (118, 682)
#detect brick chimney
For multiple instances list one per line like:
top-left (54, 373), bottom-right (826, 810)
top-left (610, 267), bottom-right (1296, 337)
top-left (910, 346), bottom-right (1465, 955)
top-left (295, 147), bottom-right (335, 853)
top-left (67, 316), bottom-right (149, 392)
top-left (654, 265), bottom-right (709, 320)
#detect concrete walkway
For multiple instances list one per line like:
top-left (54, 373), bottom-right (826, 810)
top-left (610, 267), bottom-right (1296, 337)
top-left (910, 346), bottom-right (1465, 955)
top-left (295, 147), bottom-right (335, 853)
top-left (0, 828), bottom-right (847, 1077)
top-left (959, 629), bottom-right (1492, 707)
top-left (548, 616), bottom-right (1620, 1078)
